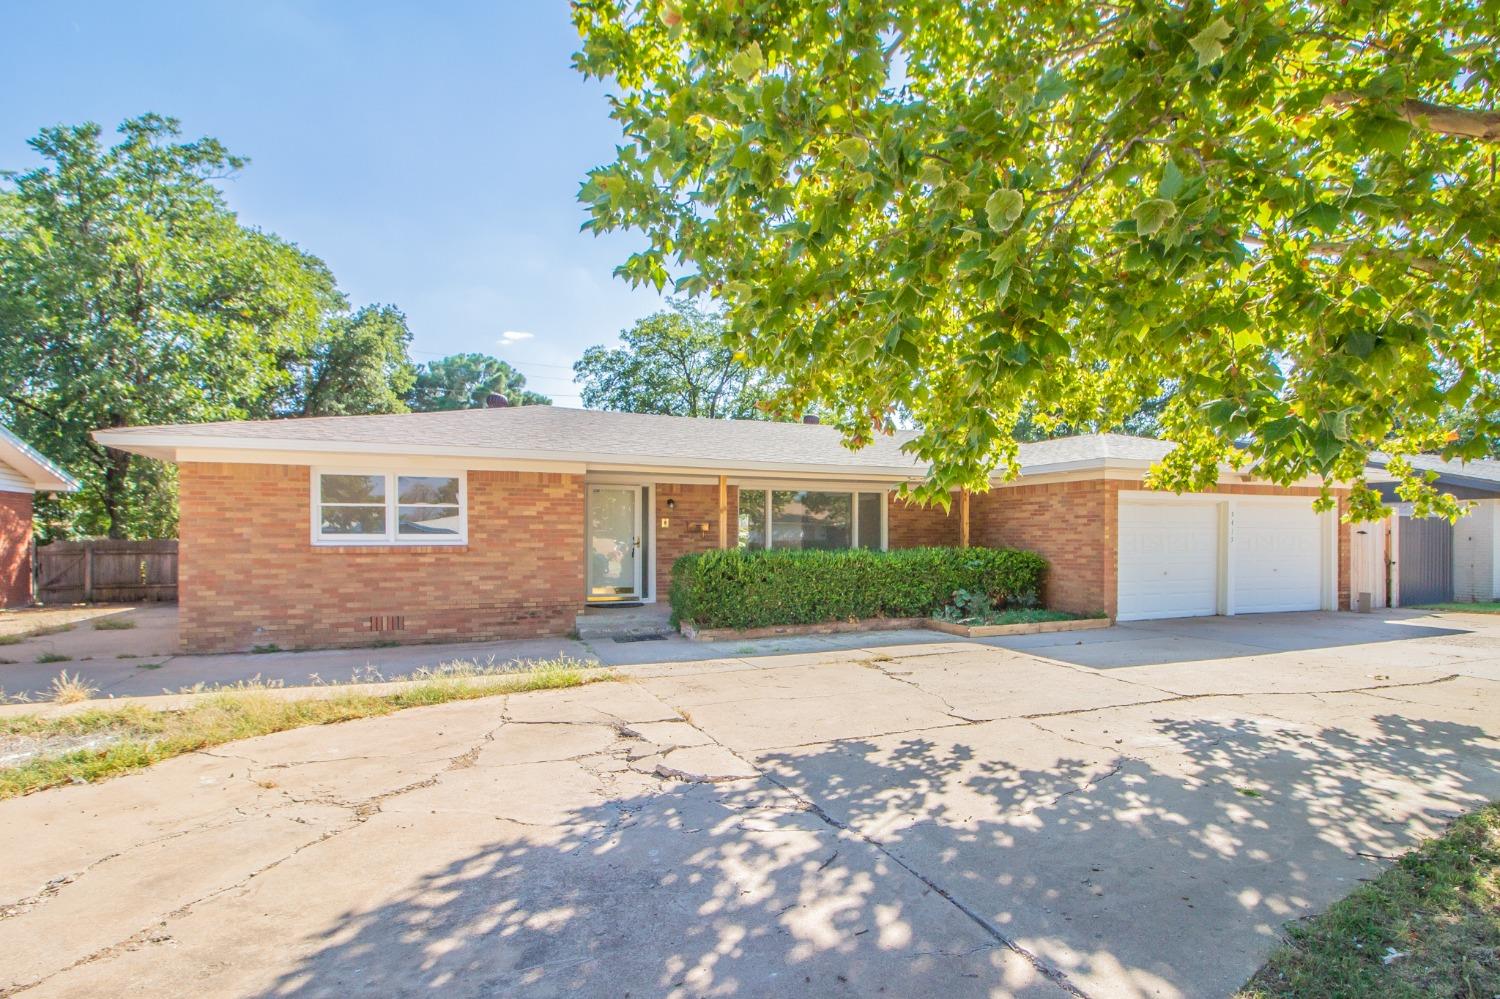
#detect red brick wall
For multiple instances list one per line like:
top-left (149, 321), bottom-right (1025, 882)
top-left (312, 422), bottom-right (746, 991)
top-left (971, 480), bottom-right (1113, 615)
top-left (178, 463), bottom-right (584, 653)
top-left (0, 490), bottom-right (33, 608)
top-left (655, 483), bottom-right (736, 598)
top-left (887, 495), bottom-right (961, 548)
top-left (972, 478), bottom-right (1352, 618)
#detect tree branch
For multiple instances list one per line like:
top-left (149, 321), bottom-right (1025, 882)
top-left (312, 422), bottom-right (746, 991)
top-left (1324, 92), bottom-right (1500, 142)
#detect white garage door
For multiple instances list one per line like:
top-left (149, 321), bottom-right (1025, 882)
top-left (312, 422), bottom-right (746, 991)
top-left (1232, 500), bottom-right (1324, 613)
top-left (1117, 501), bottom-right (1220, 621)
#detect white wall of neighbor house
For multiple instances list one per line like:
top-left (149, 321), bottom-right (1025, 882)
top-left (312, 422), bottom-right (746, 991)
top-left (1453, 499), bottom-right (1499, 602)
top-left (0, 457), bottom-right (35, 494)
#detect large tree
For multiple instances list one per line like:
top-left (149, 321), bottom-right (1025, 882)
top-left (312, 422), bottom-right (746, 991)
top-left (573, 1), bottom-right (1498, 517)
top-left (0, 115), bottom-right (338, 537)
top-left (291, 305), bottom-right (418, 417)
top-left (574, 299), bottom-right (770, 418)
top-left (407, 353), bottom-right (551, 411)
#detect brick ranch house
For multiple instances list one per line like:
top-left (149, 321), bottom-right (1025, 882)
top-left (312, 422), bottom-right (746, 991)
top-left (0, 423), bottom-right (78, 608)
top-left (96, 406), bottom-right (1353, 653)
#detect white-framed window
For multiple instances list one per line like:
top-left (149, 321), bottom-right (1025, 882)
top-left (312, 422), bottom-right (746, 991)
top-left (312, 469), bottom-right (467, 546)
top-left (737, 489), bottom-right (886, 551)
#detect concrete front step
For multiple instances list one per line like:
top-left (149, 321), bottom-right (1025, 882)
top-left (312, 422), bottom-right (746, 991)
top-left (575, 605), bottom-right (674, 640)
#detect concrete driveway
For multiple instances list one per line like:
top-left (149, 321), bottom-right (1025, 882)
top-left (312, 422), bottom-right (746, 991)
top-left (2, 611), bottom-right (1496, 998)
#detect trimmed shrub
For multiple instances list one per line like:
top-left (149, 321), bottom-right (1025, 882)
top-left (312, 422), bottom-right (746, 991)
top-left (669, 546), bottom-right (1048, 631)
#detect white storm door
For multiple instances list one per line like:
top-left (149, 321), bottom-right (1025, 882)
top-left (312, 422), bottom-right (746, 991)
top-left (587, 486), bottom-right (640, 601)
top-left (1117, 500), bottom-right (1220, 621)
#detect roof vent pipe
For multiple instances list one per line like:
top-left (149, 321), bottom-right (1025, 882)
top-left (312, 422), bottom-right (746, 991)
top-left (485, 393), bottom-right (510, 408)
top-left (802, 414), bottom-right (820, 425)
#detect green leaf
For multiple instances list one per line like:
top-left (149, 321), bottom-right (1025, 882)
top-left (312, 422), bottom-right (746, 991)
top-left (1189, 16), bottom-right (1234, 67)
top-left (1133, 199), bottom-right (1178, 238)
top-left (985, 188), bottom-right (1024, 230)
top-left (729, 42), bottom-right (764, 82)
top-left (836, 137), bottom-right (869, 166)
top-left (1157, 160), bottom-right (1185, 200)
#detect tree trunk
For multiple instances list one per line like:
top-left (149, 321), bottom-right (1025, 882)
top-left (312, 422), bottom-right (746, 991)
top-left (101, 448), bottom-right (132, 539)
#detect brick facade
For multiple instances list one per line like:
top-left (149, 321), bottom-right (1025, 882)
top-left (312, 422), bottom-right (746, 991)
top-left (972, 478), bottom-right (1352, 617)
top-left (178, 463), bottom-right (584, 653)
top-left (887, 495), bottom-right (961, 548)
top-left (654, 483), bottom-right (737, 599)
top-left (0, 490), bottom-right (33, 608)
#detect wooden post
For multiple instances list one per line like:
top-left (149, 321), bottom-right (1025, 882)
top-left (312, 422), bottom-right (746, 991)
top-left (959, 489), bottom-right (971, 548)
top-left (82, 544), bottom-right (94, 604)
top-left (718, 475), bottom-right (729, 548)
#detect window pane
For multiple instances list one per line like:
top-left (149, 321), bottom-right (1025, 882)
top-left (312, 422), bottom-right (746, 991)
top-left (321, 474), bottom-right (384, 504)
top-left (321, 505), bottom-right (386, 535)
top-left (738, 489), bottom-right (766, 550)
top-left (771, 491), bottom-right (851, 550)
top-left (398, 476), bottom-right (459, 505)
top-left (857, 492), bottom-right (882, 549)
top-left (398, 505), bottom-right (461, 536)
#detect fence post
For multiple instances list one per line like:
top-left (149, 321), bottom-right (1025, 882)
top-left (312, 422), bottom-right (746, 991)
top-left (83, 544), bottom-right (93, 604)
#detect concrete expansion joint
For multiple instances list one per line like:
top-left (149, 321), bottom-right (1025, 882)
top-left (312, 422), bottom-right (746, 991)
top-left (758, 770), bottom-right (1094, 999)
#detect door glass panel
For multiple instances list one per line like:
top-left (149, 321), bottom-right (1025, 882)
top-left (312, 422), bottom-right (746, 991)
top-left (588, 488), bottom-right (638, 597)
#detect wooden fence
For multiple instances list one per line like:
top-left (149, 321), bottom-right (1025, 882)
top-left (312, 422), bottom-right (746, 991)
top-left (34, 539), bottom-right (178, 604)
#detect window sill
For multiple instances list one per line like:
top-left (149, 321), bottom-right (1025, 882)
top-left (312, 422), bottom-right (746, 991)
top-left (311, 543), bottom-right (470, 554)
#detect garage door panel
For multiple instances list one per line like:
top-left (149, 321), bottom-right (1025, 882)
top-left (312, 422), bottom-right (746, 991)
top-left (1117, 501), bottom-right (1219, 621)
top-left (1232, 501), bottom-right (1323, 614)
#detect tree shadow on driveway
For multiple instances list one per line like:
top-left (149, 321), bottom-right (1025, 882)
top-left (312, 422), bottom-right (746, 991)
top-left (254, 707), bottom-right (1499, 998)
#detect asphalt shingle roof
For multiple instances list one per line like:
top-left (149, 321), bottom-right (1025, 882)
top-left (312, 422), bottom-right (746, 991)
top-left (98, 407), bottom-right (1186, 478)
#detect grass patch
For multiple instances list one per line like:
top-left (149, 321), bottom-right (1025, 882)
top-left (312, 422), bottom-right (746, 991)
top-left (0, 623), bottom-right (74, 645)
top-left (1239, 802), bottom-right (1500, 998)
top-left (92, 617), bottom-right (137, 630)
top-left (1416, 601), bottom-right (1500, 615)
top-left (0, 657), bottom-right (608, 799)
top-left (35, 652), bottom-right (72, 664)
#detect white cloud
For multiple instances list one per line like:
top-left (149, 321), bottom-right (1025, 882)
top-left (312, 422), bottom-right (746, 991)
top-left (498, 330), bottom-right (535, 347)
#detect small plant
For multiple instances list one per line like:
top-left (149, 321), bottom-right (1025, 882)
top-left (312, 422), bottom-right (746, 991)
top-left (250, 643), bottom-right (281, 654)
top-left (952, 587), bottom-right (993, 619)
top-left (135, 661), bottom-right (164, 670)
top-left (93, 618), bottom-right (137, 631)
top-left (0, 622), bottom-right (74, 645)
top-left (36, 652), bottom-right (72, 664)
top-left (48, 671), bottom-right (97, 704)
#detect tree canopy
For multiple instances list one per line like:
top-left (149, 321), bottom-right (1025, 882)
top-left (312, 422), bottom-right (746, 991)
top-left (407, 352), bottom-right (551, 411)
top-left (573, 0), bottom-right (1498, 517)
top-left (574, 299), bottom-right (771, 418)
top-left (0, 116), bottom-right (418, 538)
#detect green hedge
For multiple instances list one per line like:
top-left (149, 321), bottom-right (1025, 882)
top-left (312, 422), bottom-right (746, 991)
top-left (669, 546), bottom-right (1048, 631)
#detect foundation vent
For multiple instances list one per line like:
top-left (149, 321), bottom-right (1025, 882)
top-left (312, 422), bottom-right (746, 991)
top-left (369, 615), bottom-right (406, 633)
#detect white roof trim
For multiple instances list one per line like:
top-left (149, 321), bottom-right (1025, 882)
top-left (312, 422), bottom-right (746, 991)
top-left (0, 425), bottom-right (76, 492)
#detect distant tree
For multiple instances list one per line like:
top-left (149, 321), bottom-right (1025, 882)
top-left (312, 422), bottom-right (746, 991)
top-left (573, 300), bottom-right (769, 419)
top-left (0, 115), bottom-right (337, 538)
top-left (291, 305), bottom-right (418, 417)
top-left (407, 353), bottom-right (551, 411)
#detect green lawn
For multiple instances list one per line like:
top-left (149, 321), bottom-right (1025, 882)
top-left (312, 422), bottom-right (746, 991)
top-left (0, 658), bottom-right (608, 799)
top-left (1239, 802), bottom-right (1500, 998)
top-left (1417, 601), bottom-right (1500, 615)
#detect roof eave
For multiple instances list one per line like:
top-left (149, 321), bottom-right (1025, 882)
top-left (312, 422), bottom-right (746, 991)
top-left (0, 427), bottom-right (77, 492)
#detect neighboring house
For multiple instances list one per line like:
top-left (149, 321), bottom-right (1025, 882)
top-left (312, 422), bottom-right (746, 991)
top-left (96, 406), bottom-right (1353, 653)
top-left (1371, 454), bottom-right (1500, 604)
top-left (0, 424), bottom-right (78, 607)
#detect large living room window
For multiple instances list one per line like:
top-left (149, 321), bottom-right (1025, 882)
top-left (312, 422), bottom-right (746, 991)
top-left (313, 470), bottom-right (466, 545)
top-left (737, 489), bottom-right (885, 551)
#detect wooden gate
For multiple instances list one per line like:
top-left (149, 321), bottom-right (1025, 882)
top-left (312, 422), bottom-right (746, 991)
top-left (34, 539), bottom-right (178, 603)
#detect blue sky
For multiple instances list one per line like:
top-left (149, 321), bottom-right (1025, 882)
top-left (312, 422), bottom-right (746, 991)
top-left (1, 2), bottom-right (671, 406)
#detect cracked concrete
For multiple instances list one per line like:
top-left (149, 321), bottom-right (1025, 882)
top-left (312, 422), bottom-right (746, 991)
top-left (0, 610), bottom-right (1496, 998)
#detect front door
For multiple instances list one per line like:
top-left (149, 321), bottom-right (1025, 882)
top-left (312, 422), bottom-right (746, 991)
top-left (587, 486), bottom-right (640, 601)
